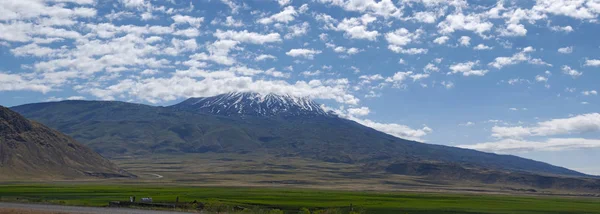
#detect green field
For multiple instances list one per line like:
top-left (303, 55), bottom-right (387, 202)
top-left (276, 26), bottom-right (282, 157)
top-left (0, 184), bottom-right (599, 214)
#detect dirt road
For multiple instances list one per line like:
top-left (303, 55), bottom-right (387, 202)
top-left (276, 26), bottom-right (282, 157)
top-left (0, 202), bottom-right (192, 214)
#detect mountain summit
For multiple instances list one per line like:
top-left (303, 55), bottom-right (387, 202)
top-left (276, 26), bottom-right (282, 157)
top-left (170, 92), bottom-right (331, 117)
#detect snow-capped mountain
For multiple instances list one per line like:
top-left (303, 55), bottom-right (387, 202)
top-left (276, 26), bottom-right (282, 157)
top-left (170, 92), bottom-right (332, 117)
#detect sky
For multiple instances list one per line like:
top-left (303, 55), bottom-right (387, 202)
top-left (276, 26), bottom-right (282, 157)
top-left (1, 0), bottom-right (600, 174)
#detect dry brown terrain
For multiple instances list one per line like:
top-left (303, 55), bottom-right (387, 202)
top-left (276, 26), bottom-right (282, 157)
top-left (107, 153), bottom-right (590, 196)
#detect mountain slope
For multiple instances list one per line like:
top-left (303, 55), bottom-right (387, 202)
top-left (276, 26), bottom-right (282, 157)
top-left (0, 106), bottom-right (133, 179)
top-left (11, 97), bottom-right (587, 179)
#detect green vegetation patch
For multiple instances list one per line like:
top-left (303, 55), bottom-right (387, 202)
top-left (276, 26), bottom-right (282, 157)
top-left (0, 184), bottom-right (599, 214)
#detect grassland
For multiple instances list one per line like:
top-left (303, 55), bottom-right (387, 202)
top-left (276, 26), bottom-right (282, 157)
top-left (1, 184), bottom-right (600, 214)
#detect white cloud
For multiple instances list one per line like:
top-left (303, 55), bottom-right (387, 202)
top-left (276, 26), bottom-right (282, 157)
top-left (459, 138), bottom-right (600, 153)
top-left (255, 54), bottom-right (276, 61)
top-left (45, 96), bottom-right (86, 102)
top-left (473, 44), bottom-right (493, 50)
top-left (562, 65), bottom-right (582, 78)
top-left (172, 14), bottom-right (204, 28)
top-left (301, 70), bottom-right (321, 77)
top-left (441, 81), bottom-right (454, 89)
top-left (458, 36), bottom-right (470, 46)
top-left (328, 44), bottom-right (362, 55)
top-left (277, 0), bottom-right (291, 6)
top-left (410, 73), bottom-right (430, 81)
top-left (582, 90), bottom-right (598, 96)
top-left (585, 59), bottom-right (600, 67)
top-left (449, 61), bottom-right (489, 76)
top-left (0, 72), bottom-right (52, 93)
top-left (557, 46), bottom-right (573, 54)
top-left (535, 75), bottom-right (548, 82)
top-left (386, 28), bottom-right (423, 47)
top-left (286, 48), bottom-right (322, 59)
top-left (258, 6), bottom-right (298, 24)
top-left (460, 121), bottom-right (475, 126)
top-left (334, 14), bottom-right (380, 40)
top-left (347, 107), bottom-right (370, 116)
top-left (438, 13), bottom-right (493, 36)
top-left (423, 63), bottom-right (439, 72)
top-left (433, 36), bottom-right (449, 44)
top-left (11, 43), bottom-right (58, 57)
top-left (173, 28), bottom-right (200, 37)
top-left (385, 71), bottom-right (412, 87)
top-left (550, 25), bottom-right (574, 33)
top-left (388, 47), bottom-right (428, 55)
top-left (489, 47), bottom-right (551, 69)
top-left (352, 117), bottom-right (432, 141)
top-left (285, 22), bottom-right (310, 39)
top-left (214, 30), bottom-right (282, 44)
top-left (224, 16), bottom-right (243, 27)
top-left (86, 74), bottom-right (359, 105)
top-left (317, 0), bottom-right (403, 18)
top-left (220, 0), bottom-right (240, 14)
top-left (532, 0), bottom-right (600, 20)
top-left (492, 113), bottom-right (600, 139)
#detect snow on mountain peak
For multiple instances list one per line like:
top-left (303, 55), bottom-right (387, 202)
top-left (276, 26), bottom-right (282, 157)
top-left (171, 92), bottom-right (331, 117)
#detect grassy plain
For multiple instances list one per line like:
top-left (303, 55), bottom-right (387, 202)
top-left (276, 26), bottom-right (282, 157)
top-left (1, 184), bottom-right (600, 214)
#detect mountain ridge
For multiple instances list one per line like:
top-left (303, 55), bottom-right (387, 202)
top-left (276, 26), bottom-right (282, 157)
top-left (10, 97), bottom-right (589, 179)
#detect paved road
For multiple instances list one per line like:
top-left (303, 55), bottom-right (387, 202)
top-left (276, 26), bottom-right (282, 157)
top-left (0, 202), bottom-right (193, 214)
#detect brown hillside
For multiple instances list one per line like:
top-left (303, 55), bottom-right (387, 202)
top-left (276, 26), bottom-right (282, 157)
top-left (0, 106), bottom-right (133, 180)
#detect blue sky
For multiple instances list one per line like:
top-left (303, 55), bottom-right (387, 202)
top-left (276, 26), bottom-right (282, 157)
top-left (1, 0), bottom-right (600, 174)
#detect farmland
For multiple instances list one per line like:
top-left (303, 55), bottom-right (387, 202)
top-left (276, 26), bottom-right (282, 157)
top-left (1, 184), bottom-right (599, 214)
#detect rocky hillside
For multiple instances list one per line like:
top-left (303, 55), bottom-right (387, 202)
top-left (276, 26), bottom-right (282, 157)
top-left (0, 106), bottom-right (133, 180)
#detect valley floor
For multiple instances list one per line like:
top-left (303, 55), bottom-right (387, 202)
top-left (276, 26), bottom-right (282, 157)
top-left (2, 154), bottom-right (599, 213)
top-left (110, 153), bottom-right (597, 196)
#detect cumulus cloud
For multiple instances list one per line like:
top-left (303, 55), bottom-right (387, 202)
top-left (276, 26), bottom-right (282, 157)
top-left (585, 59), bottom-right (600, 67)
top-left (171, 14), bottom-right (204, 28)
top-left (473, 44), bottom-right (492, 50)
top-left (317, 0), bottom-right (403, 18)
top-left (0, 72), bottom-right (52, 93)
top-left (433, 36), bottom-right (449, 45)
top-left (258, 6), bottom-right (298, 24)
top-left (458, 36), bottom-right (471, 46)
top-left (562, 65), bottom-right (582, 78)
top-left (286, 48), bottom-right (322, 59)
top-left (459, 138), bottom-right (600, 153)
top-left (438, 13), bottom-right (493, 36)
top-left (489, 47), bottom-right (551, 69)
top-left (334, 14), bottom-right (380, 40)
top-left (491, 113), bottom-right (600, 139)
top-left (255, 54), bottom-right (276, 61)
top-left (347, 107), bottom-right (370, 116)
top-left (550, 25), bottom-right (574, 33)
top-left (385, 28), bottom-right (423, 49)
top-left (582, 90), bottom-right (598, 96)
top-left (85, 73), bottom-right (359, 105)
top-left (449, 61), bottom-right (489, 76)
top-left (214, 30), bottom-right (282, 44)
top-left (354, 118), bottom-right (432, 141)
top-left (557, 46), bottom-right (573, 54)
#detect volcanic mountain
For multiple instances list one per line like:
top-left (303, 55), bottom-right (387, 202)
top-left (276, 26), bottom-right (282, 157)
top-left (12, 92), bottom-right (600, 191)
top-left (0, 106), bottom-right (133, 180)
